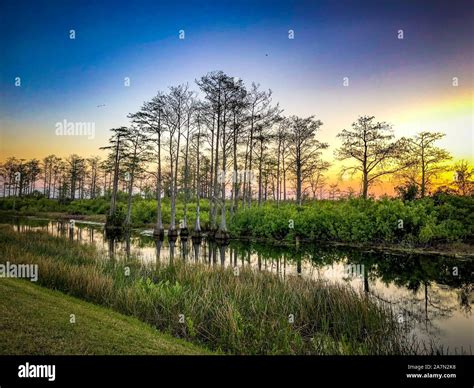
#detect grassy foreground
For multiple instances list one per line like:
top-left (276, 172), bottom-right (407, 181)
top-left (0, 278), bottom-right (210, 355)
top-left (0, 225), bottom-right (417, 355)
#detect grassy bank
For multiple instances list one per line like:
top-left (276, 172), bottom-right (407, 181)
top-left (0, 278), bottom-right (209, 355)
top-left (0, 225), bottom-right (420, 355)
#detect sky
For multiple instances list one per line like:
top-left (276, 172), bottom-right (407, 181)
top-left (0, 0), bottom-right (473, 193)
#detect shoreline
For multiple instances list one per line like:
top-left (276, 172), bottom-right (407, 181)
top-left (2, 210), bottom-right (472, 259)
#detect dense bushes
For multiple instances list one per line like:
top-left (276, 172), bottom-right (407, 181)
top-left (230, 196), bottom-right (474, 245)
top-left (68, 198), bottom-right (110, 215)
top-left (0, 196), bottom-right (212, 227)
top-left (1, 194), bottom-right (472, 245)
top-left (0, 197), bottom-right (66, 213)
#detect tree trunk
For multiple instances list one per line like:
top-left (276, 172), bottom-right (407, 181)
top-left (195, 118), bottom-right (201, 233)
top-left (182, 115), bottom-right (191, 231)
top-left (170, 112), bottom-right (181, 235)
top-left (212, 107), bottom-right (221, 232)
top-left (125, 168), bottom-right (135, 225)
top-left (43, 164), bottom-right (48, 196)
top-left (154, 125), bottom-right (163, 236)
top-left (125, 140), bottom-right (138, 226)
top-left (283, 155), bottom-right (287, 201)
top-left (109, 135), bottom-right (122, 219)
top-left (421, 146), bottom-right (426, 198)
top-left (219, 107), bottom-right (228, 235)
top-left (247, 113), bottom-right (254, 208)
top-left (258, 138), bottom-right (263, 206)
top-left (362, 170), bottom-right (369, 199)
top-left (296, 160), bottom-right (302, 206)
top-left (276, 138), bottom-right (281, 204)
top-left (232, 112), bottom-right (239, 216)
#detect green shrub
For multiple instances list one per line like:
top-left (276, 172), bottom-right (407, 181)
top-left (230, 196), bottom-right (474, 245)
top-left (1, 194), bottom-right (472, 245)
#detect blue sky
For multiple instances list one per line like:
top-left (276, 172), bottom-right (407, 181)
top-left (0, 0), bottom-right (472, 164)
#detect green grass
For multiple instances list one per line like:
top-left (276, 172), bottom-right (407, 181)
top-left (0, 278), bottom-right (210, 355)
top-left (0, 225), bottom-right (417, 355)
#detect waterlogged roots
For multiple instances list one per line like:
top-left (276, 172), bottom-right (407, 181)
top-left (1, 226), bottom-right (414, 355)
top-left (153, 227), bottom-right (165, 241)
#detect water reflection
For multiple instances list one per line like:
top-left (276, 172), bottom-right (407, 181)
top-left (3, 216), bottom-right (473, 353)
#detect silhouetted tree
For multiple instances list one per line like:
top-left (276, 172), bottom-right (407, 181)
top-left (336, 115), bottom-right (408, 199)
top-left (453, 160), bottom-right (473, 196)
top-left (288, 116), bottom-right (328, 205)
top-left (400, 132), bottom-right (451, 197)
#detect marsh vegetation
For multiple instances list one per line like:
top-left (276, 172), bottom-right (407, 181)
top-left (1, 219), bottom-right (472, 355)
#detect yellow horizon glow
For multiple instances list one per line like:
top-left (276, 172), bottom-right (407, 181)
top-left (1, 89), bottom-right (472, 198)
